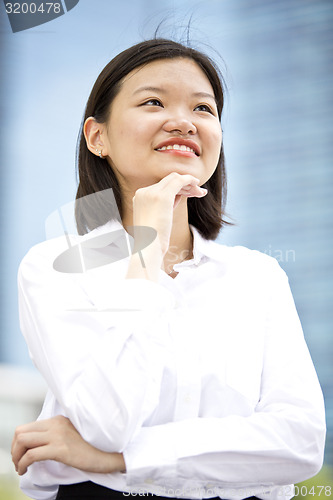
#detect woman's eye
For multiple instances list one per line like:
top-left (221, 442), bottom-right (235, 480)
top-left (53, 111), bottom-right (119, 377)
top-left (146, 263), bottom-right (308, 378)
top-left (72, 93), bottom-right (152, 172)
top-left (194, 104), bottom-right (213, 113)
top-left (142, 99), bottom-right (163, 107)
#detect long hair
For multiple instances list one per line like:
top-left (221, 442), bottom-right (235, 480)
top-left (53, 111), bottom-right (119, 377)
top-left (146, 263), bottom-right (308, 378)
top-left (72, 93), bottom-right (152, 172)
top-left (76, 38), bottom-right (231, 239)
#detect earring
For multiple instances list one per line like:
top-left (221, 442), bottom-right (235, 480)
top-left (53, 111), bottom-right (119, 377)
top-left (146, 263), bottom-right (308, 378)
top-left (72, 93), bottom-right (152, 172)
top-left (95, 148), bottom-right (103, 159)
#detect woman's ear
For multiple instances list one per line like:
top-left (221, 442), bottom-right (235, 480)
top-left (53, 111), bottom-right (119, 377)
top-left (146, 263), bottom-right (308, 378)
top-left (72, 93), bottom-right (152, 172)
top-left (83, 117), bottom-right (109, 159)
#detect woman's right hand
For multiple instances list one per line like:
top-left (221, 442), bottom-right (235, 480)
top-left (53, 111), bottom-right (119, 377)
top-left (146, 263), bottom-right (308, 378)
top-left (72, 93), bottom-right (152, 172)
top-left (133, 172), bottom-right (206, 253)
top-left (126, 173), bottom-right (207, 281)
top-left (12, 416), bottom-right (126, 476)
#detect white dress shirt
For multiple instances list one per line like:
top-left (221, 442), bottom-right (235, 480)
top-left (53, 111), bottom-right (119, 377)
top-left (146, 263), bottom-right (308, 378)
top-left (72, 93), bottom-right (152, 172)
top-left (18, 220), bottom-right (326, 500)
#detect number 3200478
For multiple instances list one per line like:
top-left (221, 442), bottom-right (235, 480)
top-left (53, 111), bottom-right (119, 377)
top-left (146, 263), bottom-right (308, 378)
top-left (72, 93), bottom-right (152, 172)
top-left (5, 3), bottom-right (61, 14)
top-left (279, 485), bottom-right (331, 496)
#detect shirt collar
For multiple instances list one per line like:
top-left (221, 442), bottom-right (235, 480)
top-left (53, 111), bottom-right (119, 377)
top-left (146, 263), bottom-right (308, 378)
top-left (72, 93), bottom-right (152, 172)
top-left (189, 225), bottom-right (227, 266)
top-left (79, 218), bottom-right (125, 245)
top-left (80, 219), bottom-right (227, 265)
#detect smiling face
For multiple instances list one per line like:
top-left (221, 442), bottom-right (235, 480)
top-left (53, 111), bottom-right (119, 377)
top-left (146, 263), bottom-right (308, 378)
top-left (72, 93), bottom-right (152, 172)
top-left (100, 58), bottom-right (222, 193)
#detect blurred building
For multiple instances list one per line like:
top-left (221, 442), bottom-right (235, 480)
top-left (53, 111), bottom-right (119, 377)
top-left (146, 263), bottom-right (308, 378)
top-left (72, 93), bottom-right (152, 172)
top-left (216, 0), bottom-right (333, 464)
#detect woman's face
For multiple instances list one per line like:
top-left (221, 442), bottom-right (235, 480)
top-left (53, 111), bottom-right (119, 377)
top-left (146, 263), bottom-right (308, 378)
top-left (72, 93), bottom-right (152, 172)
top-left (101, 57), bottom-right (222, 192)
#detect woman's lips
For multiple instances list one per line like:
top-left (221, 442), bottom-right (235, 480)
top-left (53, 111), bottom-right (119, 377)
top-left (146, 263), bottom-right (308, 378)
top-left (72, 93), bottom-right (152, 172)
top-left (156, 147), bottom-right (197, 158)
top-left (154, 138), bottom-right (200, 156)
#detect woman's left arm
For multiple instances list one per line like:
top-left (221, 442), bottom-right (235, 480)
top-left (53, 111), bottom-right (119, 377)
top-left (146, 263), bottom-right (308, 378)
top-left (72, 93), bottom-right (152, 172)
top-left (12, 415), bottom-right (126, 476)
top-left (121, 261), bottom-right (326, 491)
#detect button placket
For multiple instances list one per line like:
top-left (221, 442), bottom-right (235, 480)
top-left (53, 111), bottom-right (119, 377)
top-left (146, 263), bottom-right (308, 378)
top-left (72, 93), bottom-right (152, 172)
top-left (172, 307), bottom-right (201, 421)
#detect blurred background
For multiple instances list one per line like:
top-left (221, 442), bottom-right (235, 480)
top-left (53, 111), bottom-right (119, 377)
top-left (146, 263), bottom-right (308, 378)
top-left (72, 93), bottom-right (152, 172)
top-left (0, 0), bottom-right (332, 498)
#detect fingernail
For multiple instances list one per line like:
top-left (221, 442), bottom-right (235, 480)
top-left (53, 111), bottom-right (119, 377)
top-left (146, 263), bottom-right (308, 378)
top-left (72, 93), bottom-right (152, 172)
top-left (201, 188), bottom-right (208, 195)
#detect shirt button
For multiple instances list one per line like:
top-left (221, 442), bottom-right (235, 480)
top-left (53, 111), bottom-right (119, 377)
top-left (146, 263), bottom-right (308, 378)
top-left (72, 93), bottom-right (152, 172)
top-left (144, 478), bottom-right (154, 485)
top-left (184, 394), bottom-right (192, 403)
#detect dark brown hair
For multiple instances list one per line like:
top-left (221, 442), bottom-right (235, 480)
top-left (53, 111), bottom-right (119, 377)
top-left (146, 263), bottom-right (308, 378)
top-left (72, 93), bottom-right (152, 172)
top-left (76, 38), bottom-right (230, 239)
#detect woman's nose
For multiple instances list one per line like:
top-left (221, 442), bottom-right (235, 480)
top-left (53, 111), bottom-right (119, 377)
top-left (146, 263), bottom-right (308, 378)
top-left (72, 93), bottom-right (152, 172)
top-left (162, 113), bottom-right (197, 135)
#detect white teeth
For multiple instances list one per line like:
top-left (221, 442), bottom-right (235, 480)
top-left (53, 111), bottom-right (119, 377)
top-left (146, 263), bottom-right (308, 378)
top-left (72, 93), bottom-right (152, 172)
top-left (157, 144), bottom-right (196, 154)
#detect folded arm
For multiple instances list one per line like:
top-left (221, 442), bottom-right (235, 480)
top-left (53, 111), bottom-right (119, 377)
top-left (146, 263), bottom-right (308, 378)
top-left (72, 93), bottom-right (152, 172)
top-left (122, 263), bottom-right (326, 490)
top-left (18, 241), bottom-right (174, 452)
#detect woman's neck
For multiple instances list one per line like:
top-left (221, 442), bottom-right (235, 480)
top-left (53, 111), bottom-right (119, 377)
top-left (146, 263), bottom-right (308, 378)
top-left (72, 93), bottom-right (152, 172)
top-left (122, 194), bottom-right (193, 272)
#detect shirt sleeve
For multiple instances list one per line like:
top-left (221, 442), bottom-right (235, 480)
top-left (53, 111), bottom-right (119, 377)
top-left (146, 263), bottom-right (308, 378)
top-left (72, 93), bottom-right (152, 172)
top-left (123, 260), bottom-right (326, 490)
top-left (18, 239), bottom-right (175, 453)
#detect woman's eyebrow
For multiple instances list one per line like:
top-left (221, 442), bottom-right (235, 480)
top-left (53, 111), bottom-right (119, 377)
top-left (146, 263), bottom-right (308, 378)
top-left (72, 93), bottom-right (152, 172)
top-left (132, 87), bottom-right (216, 102)
top-left (133, 86), bottom-right (166, 95)
top-left (192, 92), bottom-right (216, 102)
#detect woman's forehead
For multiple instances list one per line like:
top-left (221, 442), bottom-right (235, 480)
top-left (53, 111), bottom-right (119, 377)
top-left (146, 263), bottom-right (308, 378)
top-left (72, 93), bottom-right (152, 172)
top-left (120, 57), bottom-right (214, 94)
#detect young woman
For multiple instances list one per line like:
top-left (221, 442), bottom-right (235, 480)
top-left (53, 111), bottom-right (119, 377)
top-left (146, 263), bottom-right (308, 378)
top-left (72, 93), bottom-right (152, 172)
top-left (11, 39), bottom-right (326, 500)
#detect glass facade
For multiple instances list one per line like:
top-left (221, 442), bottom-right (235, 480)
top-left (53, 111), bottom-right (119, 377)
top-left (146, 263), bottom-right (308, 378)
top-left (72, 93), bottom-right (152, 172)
top-left (215, 0), bottom-right (333, 464)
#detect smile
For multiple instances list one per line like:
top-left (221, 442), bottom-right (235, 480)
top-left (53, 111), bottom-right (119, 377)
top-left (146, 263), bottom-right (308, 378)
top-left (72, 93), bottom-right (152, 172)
top-left (156, 144), bottom-right (196, 154)
top-left (154, 138), bottom-right (201, 156)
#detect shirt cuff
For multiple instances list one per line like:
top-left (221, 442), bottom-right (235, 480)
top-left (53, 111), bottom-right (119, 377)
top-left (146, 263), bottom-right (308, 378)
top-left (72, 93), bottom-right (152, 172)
top-left (124, 424), bottom-right (178, 488)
